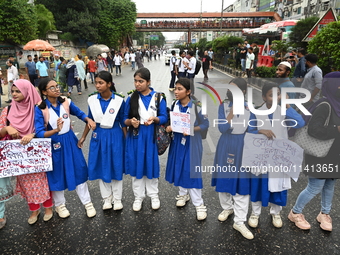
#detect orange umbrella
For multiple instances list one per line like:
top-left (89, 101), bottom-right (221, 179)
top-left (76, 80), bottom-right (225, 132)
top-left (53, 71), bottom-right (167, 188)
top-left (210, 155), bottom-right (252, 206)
top-left (23, 39), bottom-right (55, 51)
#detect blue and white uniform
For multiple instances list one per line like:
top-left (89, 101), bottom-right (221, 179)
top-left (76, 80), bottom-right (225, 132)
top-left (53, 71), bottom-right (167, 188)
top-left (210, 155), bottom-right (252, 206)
top-left (124, 88), bottom-right (168, 200)
top-left (35, 99), bottom-right (92, 207)
top-left (165, 100), bottom-right (209, 206)
top-left (87, 92), bottom-right (126, 202)
top-left (211, 100), bottom-right (252, 224)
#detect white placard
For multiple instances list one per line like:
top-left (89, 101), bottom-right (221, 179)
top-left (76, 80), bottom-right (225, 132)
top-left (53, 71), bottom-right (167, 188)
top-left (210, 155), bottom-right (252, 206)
top-left (170, 111), bottom-right (191, 135)
top-left (241, 133), bottom-right (303, 181)
top-left (0, 138), bottom-right (53, 178)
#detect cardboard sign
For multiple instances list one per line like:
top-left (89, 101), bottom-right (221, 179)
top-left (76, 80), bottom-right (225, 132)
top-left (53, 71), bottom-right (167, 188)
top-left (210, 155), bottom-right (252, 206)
top-left (242, 133), bottom-right (303, 181)
top-left (170, 111), bottom-right (191, 135)
top-left (0, 138), bottom-right (53, 178)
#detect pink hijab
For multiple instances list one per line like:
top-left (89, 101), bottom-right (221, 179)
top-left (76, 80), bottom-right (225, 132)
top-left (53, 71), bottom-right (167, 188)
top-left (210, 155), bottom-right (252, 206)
top-left (7, 79), bottom-right (41, 137)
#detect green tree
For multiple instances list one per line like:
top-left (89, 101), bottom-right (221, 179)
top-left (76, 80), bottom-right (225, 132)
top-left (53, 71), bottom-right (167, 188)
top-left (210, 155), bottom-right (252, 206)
top-left (308, 21), bottom-right (340, 74)
top-left (0, 0), bottom-right (38, 44)
top-left (270, 40), bottom-right (289, 60)
top-left (212, 35), bottom-right (243, 54)
top-left (35, 0), bottom-right (100, 42)
top-left (35, 4), bottom-right (56, 38)
top-left (98, 0), bottom-right (136, 48)
top-left (288, 16), bottom-right (319, 49)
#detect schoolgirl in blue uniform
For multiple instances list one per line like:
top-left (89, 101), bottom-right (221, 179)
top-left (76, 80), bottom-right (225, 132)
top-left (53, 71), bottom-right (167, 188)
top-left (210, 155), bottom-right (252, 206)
top-left (165, 78), bottom-right (209, 220)
top-left (247, 83), bottom-right (304, 229)
top-left (211, 78), bottom-right (254, 239)
top-left (124, 68), bottom-right (168, 211)
top-left (78, 71), bottom-right (126, 211)
top-left (35, 78), bottom-right (97, 218)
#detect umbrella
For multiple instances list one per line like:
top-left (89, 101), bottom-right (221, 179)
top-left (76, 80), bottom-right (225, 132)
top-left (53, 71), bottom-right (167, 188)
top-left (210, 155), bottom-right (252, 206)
top-left (86, 44), bottom-right (110, 58)
top-left (23, 39), bottom-right (55, 51)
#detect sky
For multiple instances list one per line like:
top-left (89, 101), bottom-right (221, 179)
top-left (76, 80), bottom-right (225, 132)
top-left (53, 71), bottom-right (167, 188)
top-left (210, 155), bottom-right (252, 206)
top-left (132, 0), bottom-right (235, 40)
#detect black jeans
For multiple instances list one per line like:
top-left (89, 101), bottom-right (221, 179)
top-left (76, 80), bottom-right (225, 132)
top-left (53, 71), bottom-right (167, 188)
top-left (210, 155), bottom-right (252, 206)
top-left (169, 71), bottom-right (176, 88)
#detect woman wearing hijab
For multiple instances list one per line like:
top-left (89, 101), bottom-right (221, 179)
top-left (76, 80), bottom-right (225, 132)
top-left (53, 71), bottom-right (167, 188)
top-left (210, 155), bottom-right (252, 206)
top-left (288, 71), bottom-right (340, 232)
top-left (0, 79), bottom-right (53, 226)
top-left (66, 58), bottom-right (81, 96)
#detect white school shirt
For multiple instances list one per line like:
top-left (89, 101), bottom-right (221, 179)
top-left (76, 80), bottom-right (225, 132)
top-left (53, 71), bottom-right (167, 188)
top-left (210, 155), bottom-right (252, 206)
top-left (176, 57), bottom-right (188, 73)
top-left (187, 57), bottom-right (196, 74)
top-left (130, 53), bottom-right (136, 62)
top-left (169, 56), bottom-right (177, 71)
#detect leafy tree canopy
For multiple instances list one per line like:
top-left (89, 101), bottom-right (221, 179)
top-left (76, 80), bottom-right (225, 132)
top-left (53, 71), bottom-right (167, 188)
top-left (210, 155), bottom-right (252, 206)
top-left (35, 0), bottom-right (101, 42)
top-left (288, 16), bottom-right (319, 49)
top-left (98, 0), bottom-right (136, 48)
top-left (212, 35), bottom-right (243, 54)
top-left (35, 4), bottom-right (56, 38)
top-left (308, 21), bottom-right (340, 74)
top-left (0, 0), bottom-right (38, 44)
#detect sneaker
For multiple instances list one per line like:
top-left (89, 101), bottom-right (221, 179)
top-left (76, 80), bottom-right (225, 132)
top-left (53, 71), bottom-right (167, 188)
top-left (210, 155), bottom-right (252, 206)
top-left (272, 214), bottom-right (283, 228)
top-left (85, 202), bottom-right (96, 218)
top-left (288, 210), bottom-right (311, 230)
top-left (316, 212), bottom-right (332, 231)
top-left (233, 223), bottom-right (254, 240)
top-left (248, 214), bottom-right (259, 228)
top-left (55, 204), bottom-right (70, 218)
top-left (103, 196), bottom-right (113, 210)
top-left (113, 199), bottom-right (123, 211)
top-left (133, 198), bottom-right (143, 212)
top-left (176, 194), bottom-right (190, 207)
top-left (196, 204), bottom-right (207, 221)
top-left (151, 197), bottom-right (160, 210)
top-left (218, 209), bottom-right (234, 222)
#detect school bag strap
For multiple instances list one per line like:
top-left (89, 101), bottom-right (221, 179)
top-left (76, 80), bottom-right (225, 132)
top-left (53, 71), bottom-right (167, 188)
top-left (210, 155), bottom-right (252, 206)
top-left (113, 91), bottom-right (125, 98)
top-left (127, 89), bottom-right (136, 96)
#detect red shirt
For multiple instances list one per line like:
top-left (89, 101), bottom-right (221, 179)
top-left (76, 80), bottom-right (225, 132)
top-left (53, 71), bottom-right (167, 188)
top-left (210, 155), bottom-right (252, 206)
top-left (88, 60), bottom-right (96, 72)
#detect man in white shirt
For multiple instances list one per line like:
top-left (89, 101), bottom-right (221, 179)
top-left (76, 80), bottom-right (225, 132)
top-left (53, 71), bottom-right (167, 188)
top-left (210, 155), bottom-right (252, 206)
top-left (184, 51), bottom-right (196, 95)
top-left (246, 47), bottom-right (255, 80)
top-left (113, 52), bottom-right (123, 76)
top-left (175, 50), bottom-right (189, 78)
top-left (6, 60), bottom-right (19, 103)
top-left (130, 51), bottom-right (136, 71)
top-left (169, 50), bottom-right (177, 91)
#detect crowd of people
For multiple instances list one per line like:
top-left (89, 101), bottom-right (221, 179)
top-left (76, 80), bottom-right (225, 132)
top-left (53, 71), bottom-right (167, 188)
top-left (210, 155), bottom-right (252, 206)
top-left (0, 48), bottom-right (339, 242)
top-left (0, 50), bottom-right (147, 104)
top-left (135, 19), bottom-right (269, 29)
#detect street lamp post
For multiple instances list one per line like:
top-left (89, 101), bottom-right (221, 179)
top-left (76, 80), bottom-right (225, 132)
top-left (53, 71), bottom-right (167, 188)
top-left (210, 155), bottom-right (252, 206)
top-left (220, 0), bottom-right (224, 34)
top-left (200, 0), bottom-right (203, 39)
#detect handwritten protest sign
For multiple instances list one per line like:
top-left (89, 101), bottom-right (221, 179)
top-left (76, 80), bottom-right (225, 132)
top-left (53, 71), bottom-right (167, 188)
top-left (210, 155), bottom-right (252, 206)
top-left (241, 133), bottom-right (303, 181)
top-left (170, 111), bottom-right (191, 135)
top-left (0, 138), bottom-right (52, 178)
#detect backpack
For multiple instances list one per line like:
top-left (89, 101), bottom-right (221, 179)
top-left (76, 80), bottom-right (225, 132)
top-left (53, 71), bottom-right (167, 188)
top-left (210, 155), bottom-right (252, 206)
top-left (154, 93), bottom-right (171, 155)
top-left (194, 60), bottom-right (201, 75)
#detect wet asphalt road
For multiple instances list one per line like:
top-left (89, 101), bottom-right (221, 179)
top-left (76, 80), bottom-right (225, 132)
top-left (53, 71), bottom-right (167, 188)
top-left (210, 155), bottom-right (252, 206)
top-left (0, 56), bottom-right (339, 255)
